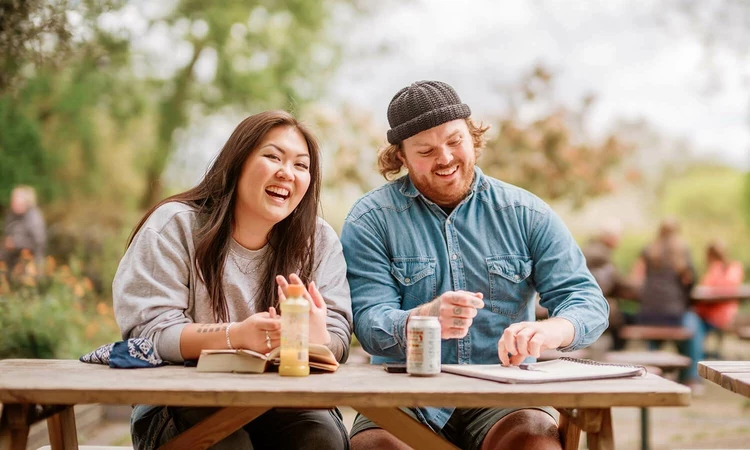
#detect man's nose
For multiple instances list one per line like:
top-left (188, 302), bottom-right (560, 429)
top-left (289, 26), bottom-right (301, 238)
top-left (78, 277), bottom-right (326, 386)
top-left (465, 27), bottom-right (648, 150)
top-left (435, 146), bottom-right (454, 166)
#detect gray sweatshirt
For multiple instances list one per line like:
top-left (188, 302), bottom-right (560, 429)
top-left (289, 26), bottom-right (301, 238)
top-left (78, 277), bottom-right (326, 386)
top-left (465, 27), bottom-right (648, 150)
top-left (113, 202), bottom-right (353, 363)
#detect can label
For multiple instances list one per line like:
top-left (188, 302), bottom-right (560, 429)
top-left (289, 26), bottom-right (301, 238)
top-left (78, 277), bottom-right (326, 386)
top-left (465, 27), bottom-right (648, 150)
top-left (407, 317), bottom-right (441, 376)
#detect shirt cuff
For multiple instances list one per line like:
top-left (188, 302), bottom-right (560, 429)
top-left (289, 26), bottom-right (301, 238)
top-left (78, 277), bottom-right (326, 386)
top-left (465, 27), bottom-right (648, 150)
top-left (156, 323), bottom-right (189, 363)
top-left (392, 309), bottom-right (411, 352)
top-left (552, 314), bottom-right (584, 352)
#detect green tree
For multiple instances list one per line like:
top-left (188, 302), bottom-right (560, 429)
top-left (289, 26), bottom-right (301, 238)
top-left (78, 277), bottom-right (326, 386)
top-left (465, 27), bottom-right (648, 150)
top-left (139, 0), bottom-right (349, 208)
top-left (0, 0), bottom-right (123, 94)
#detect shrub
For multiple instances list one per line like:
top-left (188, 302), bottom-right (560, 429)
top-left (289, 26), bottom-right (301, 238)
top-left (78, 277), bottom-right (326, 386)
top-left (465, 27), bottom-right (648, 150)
top-left (0, 253), bottom-right (119, 359)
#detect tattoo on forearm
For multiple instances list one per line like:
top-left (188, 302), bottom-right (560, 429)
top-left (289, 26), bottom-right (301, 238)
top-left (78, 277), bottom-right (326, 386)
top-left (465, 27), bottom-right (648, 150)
top-left (196, 324), bottom-right (226, 333)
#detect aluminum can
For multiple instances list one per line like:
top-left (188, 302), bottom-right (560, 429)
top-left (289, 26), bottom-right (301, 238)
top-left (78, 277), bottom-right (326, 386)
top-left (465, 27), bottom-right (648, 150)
top-left (407, 316), bottom-right (441, 376)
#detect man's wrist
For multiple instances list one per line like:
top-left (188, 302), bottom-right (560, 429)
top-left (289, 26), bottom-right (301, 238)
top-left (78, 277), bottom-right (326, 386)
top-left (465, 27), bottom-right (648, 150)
top-left (545, 317), bottom-right (575, 348)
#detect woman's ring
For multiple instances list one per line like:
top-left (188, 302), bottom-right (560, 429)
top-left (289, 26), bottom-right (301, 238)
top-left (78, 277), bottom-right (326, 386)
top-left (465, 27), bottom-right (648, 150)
top-left (265, 330), bottom-right (271, 350)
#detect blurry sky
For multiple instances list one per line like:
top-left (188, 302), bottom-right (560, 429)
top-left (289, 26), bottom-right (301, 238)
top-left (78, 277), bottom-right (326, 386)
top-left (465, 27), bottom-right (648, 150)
top-left (330, 0), bottom-right (749, 169)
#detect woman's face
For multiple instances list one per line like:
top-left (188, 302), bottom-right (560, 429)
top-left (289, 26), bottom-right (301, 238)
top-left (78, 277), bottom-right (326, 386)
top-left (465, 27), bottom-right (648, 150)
top-left (235, 125), bottom-right (312, 228)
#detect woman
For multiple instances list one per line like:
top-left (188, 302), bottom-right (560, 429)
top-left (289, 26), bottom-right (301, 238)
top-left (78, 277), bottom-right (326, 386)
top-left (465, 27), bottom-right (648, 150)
top-left (694, 239), bottom-right (744, 331)
top-left (631, 217), bottom-right (703, 388)
top-left (113, 111), bottom-right (352, 450)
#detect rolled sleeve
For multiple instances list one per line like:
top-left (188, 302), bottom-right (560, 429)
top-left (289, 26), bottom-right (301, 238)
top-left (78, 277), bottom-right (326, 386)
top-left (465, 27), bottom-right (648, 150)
top-left (341, 216), bottom-right (409, 360)
top-left (113, 228), bottom-right (194, 363)
top-left (529, 206), bottom-right (609, 351)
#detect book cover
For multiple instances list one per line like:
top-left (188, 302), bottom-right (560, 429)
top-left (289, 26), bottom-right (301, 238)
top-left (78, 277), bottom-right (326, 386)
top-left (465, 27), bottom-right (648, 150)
top-left (197, 344), bottom-right (339, 374)
top-left (441, 357), bottom-right (646, 384)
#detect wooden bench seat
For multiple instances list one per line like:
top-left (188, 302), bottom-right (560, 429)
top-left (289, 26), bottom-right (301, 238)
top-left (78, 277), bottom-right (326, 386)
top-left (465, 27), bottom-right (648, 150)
top-left (601, 350), bottom-right (691, 372)
top-left (619, 325), bottom-right (693, 341)
top-left (735, 326), bottom-right (750, 341)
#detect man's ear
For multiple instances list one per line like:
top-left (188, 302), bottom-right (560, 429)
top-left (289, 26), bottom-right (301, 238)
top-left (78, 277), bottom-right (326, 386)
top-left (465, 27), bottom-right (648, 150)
top-left (396, 148), bottom-right (406, 165)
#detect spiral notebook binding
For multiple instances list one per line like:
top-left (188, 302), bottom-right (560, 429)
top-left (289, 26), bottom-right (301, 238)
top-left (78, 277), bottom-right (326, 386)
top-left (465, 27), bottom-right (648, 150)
top-left (557, 357), bottom-right (648, 375)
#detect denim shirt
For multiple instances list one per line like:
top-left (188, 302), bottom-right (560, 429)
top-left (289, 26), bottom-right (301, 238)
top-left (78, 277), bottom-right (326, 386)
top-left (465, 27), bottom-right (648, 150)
top-left (340, 167), bottom-right (609, 432)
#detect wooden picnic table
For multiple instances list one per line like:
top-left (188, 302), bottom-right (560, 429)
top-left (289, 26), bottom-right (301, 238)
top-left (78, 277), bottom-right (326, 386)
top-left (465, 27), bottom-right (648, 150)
top-left (698, 361), bottom-right (750, 398)
top-left (690, 284), bottom-right (750, 303)
top-left (0, 360), bottom-right (691, 450)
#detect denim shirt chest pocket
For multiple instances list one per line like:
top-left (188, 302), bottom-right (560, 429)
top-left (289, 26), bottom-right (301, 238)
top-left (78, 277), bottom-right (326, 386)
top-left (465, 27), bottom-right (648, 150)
top-left (391, 257), bottom-right (437, 306)
top-left (487, 255), bottom-right (534, 318)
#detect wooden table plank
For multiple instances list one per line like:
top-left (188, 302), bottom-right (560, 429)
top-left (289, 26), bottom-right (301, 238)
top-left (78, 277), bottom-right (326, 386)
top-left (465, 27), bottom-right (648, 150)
top-left (0, 360), bottom-right (691, 409)
top-left (691, 284), bottom-right (750, 302)
top-left (698, 361), bottom-right (750, 398)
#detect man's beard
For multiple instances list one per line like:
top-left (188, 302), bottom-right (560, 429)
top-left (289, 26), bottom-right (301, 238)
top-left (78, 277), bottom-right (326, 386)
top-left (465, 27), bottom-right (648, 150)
top-left (406, 159), bottom-right (476, 208)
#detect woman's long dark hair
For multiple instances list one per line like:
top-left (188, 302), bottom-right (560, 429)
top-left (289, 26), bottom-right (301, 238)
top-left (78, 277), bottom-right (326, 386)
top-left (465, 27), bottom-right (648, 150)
top-left (127, 110), bottom-right (321, 322)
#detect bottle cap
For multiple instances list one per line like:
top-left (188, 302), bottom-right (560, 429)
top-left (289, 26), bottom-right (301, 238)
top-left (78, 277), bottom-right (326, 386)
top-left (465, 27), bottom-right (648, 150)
top-left (287, 284), bottom-right (306, 298)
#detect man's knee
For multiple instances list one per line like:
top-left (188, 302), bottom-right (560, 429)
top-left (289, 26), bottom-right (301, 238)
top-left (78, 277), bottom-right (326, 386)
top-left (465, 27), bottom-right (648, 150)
top-left (351, 429), bottom-right (412, 450)
top-left (483, 409), bottom-right (560, 450)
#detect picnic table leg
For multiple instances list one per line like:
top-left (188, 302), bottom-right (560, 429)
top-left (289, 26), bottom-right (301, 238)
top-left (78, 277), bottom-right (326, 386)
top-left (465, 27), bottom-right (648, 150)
top-left (158, 406), bottom-right (269, 450)
top-left (47, 406), bottom-right (78, 450)
top-left (558, 410), bottom-right (581, 450)
top-left (586, 408), bottom-right (614, 450)
top-left (557, 408), bottom-right (613, 450)
top-left (639, 407), bottom-right (649, 450)
top-left (0, 404), bottom-right (30, 450)
top-left (353, 407), bottom-right (459, 450)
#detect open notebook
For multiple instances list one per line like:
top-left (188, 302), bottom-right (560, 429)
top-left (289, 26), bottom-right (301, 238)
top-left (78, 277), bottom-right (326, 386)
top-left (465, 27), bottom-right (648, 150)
top-left (442, 357), bottom-right (646, 384)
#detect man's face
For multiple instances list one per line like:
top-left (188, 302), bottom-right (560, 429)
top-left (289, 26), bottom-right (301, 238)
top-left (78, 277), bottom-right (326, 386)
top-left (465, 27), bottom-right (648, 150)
top-left (398, 119), bottom-right (476, 208)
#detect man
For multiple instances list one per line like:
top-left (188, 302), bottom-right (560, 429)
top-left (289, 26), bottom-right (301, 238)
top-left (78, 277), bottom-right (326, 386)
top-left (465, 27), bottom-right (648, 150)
top-left (1, 185), bottom-right (46, 272)
top-left (340, 81), bottom-right (609, 450)
top-left (582, 223), bottom-right (639, 351)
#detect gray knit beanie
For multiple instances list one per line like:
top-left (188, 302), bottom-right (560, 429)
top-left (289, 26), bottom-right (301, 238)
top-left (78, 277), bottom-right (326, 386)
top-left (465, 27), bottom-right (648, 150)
top-left (386, 80), bottom-right (471, 145)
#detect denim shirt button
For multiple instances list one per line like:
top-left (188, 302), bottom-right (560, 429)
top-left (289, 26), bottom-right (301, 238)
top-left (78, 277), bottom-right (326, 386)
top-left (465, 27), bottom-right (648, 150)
top-left (404, 277), bottom-right (411, 283)
top-left (451, 254), bottom-right (457, 260)
top-left (446, 218), bottom-right (451, 224)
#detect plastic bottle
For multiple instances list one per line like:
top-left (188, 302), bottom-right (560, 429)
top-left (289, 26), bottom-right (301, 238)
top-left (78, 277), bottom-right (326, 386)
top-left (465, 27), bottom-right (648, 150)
top-left (279, 283), bottom-right (310, 377)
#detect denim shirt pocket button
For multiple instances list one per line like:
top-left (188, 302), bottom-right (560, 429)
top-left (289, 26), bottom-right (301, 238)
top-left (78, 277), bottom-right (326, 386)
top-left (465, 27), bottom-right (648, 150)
top-left (391, 257), bottom-right (437, 306)
top-left (487, 256), bottom-right (534, 318)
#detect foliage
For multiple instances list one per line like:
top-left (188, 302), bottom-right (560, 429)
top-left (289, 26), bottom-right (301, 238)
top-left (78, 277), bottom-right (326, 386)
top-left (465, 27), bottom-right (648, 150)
top-left (480, 66), bottom-right (633, 208)
top-left (138, 0), bottom-right (351, 207)
top-left (0, 253), bottom-right (119, 359)
top-left (0, 15), bottom-right (146, 207)
top-left (0, 0), bottom-right (124, 93)
top-left (610, 165), bottom-right (750, 275)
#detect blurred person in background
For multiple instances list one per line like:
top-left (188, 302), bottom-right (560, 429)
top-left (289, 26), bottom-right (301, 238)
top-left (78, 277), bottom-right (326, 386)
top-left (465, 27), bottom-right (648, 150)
top-left (630, 217), bottom-right (703, 389)
top-left (582, 221), bottom-right (640, 351)
top-left (113, 110), bottom-right (352, 450)
top-left (1, 185), bottom-right (46, 272)
top-left (693, 239), bottom-right (744, 332)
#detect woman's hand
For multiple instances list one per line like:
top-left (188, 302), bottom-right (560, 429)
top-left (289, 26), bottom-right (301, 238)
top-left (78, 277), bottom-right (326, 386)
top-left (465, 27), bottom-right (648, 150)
top-left (234, 308), bottom-right (281, 353)
top-left (276, 273), bottom-right (331, 346)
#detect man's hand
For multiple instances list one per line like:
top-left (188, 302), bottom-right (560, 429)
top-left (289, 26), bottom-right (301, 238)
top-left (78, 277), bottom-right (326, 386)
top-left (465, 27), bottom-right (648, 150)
top-left (411, 291), bottom-right (484, 339)
top-left (498, 318), bottom-right (575, 366)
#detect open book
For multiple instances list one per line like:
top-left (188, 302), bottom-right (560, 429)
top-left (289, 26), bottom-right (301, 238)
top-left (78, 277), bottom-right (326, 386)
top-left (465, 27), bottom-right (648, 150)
top-left (442, 357), bottom-right (646, 384)
top-left (196, 344), bottom-right (339, 374)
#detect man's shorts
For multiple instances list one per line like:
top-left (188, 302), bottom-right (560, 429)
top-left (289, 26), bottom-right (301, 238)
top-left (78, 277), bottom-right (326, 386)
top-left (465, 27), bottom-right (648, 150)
top-left (350, 406), bottom-right (557, 450)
